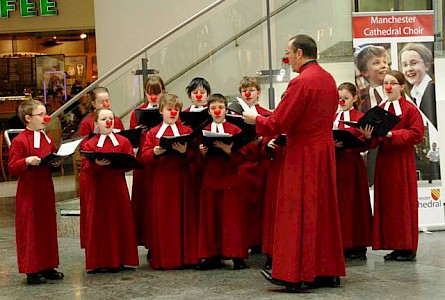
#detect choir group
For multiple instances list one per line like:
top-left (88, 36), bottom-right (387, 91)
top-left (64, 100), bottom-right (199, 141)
top-left (8, 35), bottom-right (423, 292)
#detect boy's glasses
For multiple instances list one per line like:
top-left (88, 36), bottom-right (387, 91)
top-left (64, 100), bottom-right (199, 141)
top-left (30, 113), bottom-right (46, 117)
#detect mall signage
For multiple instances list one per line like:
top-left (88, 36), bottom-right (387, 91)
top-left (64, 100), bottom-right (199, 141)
top-left (0, 0), bottom-right (57, 18)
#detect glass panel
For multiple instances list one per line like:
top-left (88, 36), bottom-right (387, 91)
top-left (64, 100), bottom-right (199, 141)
top-left (358, 0), bottom-right (393, 11)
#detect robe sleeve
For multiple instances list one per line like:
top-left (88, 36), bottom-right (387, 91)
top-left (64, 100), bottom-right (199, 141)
top-left (256, 79), bottom-right (308, 136)
top-left (115, 117), bottom-right (125, 131)
top-left (129, 111), bottom-right (138, 129)
top-left (8, 137), bottom-right (29, 177)
top-left (139, 129), bottom-right (157, 165)
top-left (384, 106), bottom-right (424, 147)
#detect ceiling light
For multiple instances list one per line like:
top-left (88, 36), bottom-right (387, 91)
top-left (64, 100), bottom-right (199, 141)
top-left (80, 33), bottom-right (87, 39)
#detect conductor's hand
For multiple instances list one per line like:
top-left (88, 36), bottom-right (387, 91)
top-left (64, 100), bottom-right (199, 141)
top-left (153, 146), bottom-right (166, 156)
top-left (26, 156), bottom-right (41, 166)
top-left (199, 144), bottom-right (208, 156)
top-left (95, 158), bottom-right (111, 166)
top-left (214, 141), bottom-right (232, 155)
top-left (242, 111), bottom-right (258, 125)
top-left (172, 142), bottom-right (187, 154)
top-left (358, 125), bottom-right (374, 139)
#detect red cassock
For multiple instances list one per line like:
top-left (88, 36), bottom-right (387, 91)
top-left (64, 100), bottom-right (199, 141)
top-left (238, 105), bottom-right (271, 249)
top-left (334, 108), bottom-right (372, 250)
top-left (371, 97), bottom-right (424, 253)
top-left (255, 62), bottom-right (346, 283)
top-left (78, 113), bottom-right (125, 249)
top-left (140, 122), bottom-right (193, 270)
top-left (8, 129), bottom-right (59, 273)
top-left (261, 136), bottom-right (286, 256)
top-left (82, 134), bottom-right (139, 270)
top-left (198, 122), bottom-right (249, 259)
top-left (129, 103), bottom-right (153, 247)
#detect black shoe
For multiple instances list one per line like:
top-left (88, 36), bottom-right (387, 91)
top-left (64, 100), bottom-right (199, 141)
top-left (249, 245), bottom-right (262, 255)
top-left (263, 255), bottom-right (272, 270)
top-left (349, 247), bottom-right (367, 259)
top-left (195, 258), bottom-right (214, 270)
top-left (311, 276), bottom-right (341, 288)
top-left (26, 273), bottom-right (47, 284)
top-left (87, 268), bottom-right (109, 274)
top-left (260, 269), bottom-right (303, 291)
top-left (40, 269), bottom-right (64, 280)
top-left (233, 258), bottom-right (248, 270)
top-left (384, 250), bottom-right (399, 261)
top-left (395, 250), bottom-right (416, 261)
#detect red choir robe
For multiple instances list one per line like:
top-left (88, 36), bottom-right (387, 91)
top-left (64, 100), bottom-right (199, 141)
top-left (8, 129), bottom-right (59, 273)
top-left (198, 121), bottom-right (249, 259)
top-left (140, 122), bottom-right (193, 270)
top-left (371, 97), bottom-right (424, 252)
top-left (238, 104), bottom-right (272, 249)
top-left (255, 61), bottom-right (346, 283)
top-left (334, 108), bottom-right (372, 250)
top-left (82, 134), bottom-right (139, 270)
top-left (130, 102), bottom-right (153, 247)
top-left (261, 136), bottom-right (286, 256)
top-left (78, 113), bottom-right (125, 249)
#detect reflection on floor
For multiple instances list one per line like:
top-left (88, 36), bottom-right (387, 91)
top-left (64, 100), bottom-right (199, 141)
top-left (0, 178), bottom-right (445, 299)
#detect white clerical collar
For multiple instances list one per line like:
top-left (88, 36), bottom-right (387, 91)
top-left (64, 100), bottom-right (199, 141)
top-left (97, 132), bottom-right (119, 147)
top-left (189, 105), bottom-right (207, 112)
top-left (369, 85), bottom-right (384, 108)
top-left (156, 122), bottom-right (180, 138)
top-left (32, 130), bottom-right (51, 149)
top-left (410, 74), bottom-right (432, 107)
top-left (147, 103), bottom-right (158, 109)
top-left (333, 108), bottom-right (352, 129)
top-left (211, 121), bottom-right (225, 133)
top-left (237, 97), bottom-right (258, 114)
top-left (383, 99), bottom-right (402, 116)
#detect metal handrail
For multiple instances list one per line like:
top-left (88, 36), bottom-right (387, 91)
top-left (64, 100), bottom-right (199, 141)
top-left (51, 0), bottom-right (226, 118)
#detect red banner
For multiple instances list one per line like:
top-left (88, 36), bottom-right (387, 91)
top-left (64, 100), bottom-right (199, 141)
top-left (353, 13), bottom-right (434, 39)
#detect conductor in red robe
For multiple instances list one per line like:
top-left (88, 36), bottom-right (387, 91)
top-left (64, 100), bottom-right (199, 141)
top-left (243, 34), bottom-right (345, 291)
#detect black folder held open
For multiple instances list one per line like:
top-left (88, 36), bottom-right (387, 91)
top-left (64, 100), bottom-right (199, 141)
top-left (179, 109), bottom-right (212, 129)
top-left (333, 130), bottom-right (366, 149)
top-left (225, 114), bottom-right (255, 131)
top-left (40, 137), bottom-right (84, 165)
top-left (117, 128), bottom-right (143, 148)
top-left (80, 150), bottom-right (143, 170)
top-left (339, 106), bottom-right (400, 137)
top-left (135, 108), bottom-right (163, 129)
top-left (201, 128), bottom-right (257, 155)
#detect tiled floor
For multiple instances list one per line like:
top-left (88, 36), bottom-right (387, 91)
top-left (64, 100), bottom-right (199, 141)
top-left (1, 177), bottom-right (445, 299)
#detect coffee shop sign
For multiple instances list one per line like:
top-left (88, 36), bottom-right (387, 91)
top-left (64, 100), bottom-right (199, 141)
top-left (1, 0), bottom-right (57, 18)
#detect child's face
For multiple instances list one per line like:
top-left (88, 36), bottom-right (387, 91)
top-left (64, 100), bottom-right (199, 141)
top-left (95, 109), bottom-right (114, 135)
top-left (161, 104), bottom-right (180, 124)
top-left (190, 85), bottom-right (208, 106)
top-left (26, 105), bottom-right (47, 131)
top-left (240, 87), bottom-right (260, 106)
top-left (362, 55), bottom-right (388, 87)
top-left (338, 89), bottom-right (357, 111)
top-left (92, 92), bottom-right (110, 110)
top-left (208, 101), bottom-right (226, 124)
top-left (383, 74), bottom-right (404, 102)
top-left (145, 90), bottom-right (162, 105)
top-left (401, 50), bottom-right (428, 86)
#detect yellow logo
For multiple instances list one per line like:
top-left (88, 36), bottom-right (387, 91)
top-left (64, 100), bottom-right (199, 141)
top-left (431, 189), bottom-right (440, 201)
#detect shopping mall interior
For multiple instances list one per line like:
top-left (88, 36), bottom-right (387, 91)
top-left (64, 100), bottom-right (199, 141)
top-left (1, 0), bottom-right (445, 298)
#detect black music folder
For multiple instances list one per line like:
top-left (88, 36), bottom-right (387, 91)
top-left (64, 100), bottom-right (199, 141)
top-left (180, 109), bottom-right (212, 129)
top-left (225, 114), bottom-right (255, 131)
top-left (227, 101), bottom-right (244, 115)
top-left (340, 106), bottom-right (400, 137)
top-left (202, 130), bottom-right (233, 156)
top-left (273, 134), bottom-right (287, 146)
top-left (159, 134), bottom-right (193, 152)
top-left (117, 128), bottom-right (143, 148)
top-left (80, 151), bottom-right (143, 170)
top-left (40, 137), bottom-right (84, 165)
top-left (333, 129), bottom-right (366, 149)
top-left (135, 107), bottom-right (162, 128)
top-left (232, 127), bottom-right (258, 151)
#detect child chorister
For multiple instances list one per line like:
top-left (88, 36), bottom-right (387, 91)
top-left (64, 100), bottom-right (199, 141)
top-left (8, 100), bottom-right (64, 284)
top-left (197, 93), bottom-right (248, 270)
top-left (82, 108), bottom-right (139, 273)
top-left (78, 86), bottom-right (125, 249)
top-left (130, 75), bottom-right (165, 256)
top-left (184, 77), bottom-right (210, 112)
top-left (334, 82), bottom-right (372, 259)
top-left (139, 93), bottom-right (192, 270)
top-left (363, 71), bottom-right (424, 261)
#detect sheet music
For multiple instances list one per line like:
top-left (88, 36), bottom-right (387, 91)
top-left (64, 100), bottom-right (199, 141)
top-left (202, 130), bottom-right (232, 137)
top-left (56, 138), bottom-right (84, 156)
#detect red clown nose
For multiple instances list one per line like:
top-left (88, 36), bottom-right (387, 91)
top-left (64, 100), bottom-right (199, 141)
top-left (43, 115), bottom-right (51, 123)
top-left (106, 120), bottom-right (113, 128)
top-left (102, 101), bottom-right (110, 108)
top-left (339, 100), bottom-right (346, 105)
top-left (195, 94), bottom-right (203, 100)
top-left (214, 109), bottom-right (221, 116)
top-left (282, 57), bottom-right (289, 64)
top-left (385, 84), bottom-right (392, 92)
top-left (245, 92), bottom-right (251, 98)
top-left (150, 95), bottom-right (157, 102)
top-left (170, 110), bottom-right (178, 117)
